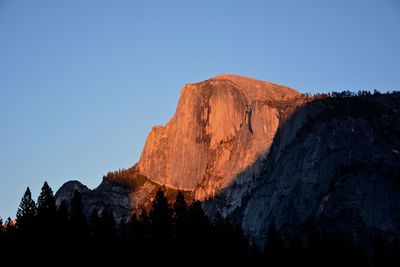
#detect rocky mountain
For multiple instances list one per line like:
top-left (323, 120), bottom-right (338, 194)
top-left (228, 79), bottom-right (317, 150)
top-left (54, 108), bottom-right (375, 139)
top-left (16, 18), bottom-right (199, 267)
top-left (56, 75), bottom-right (400, 249)
top-left (138, 74), bottom-right (299, 198)
top-left (205, 91), bottom-right (400, 248)
top-left (57, 74), bottom-right (303, 220)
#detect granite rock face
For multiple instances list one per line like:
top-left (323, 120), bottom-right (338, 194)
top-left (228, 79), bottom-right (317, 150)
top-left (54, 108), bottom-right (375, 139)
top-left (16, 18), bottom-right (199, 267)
top-left (55, 179), bottom-right (132, 222)
top-left (138, 74), bottom-right (299, 198)
top-left (55, 180), bottom-right (90, 207)
top-left (206, 94), bottom-right (400, 247)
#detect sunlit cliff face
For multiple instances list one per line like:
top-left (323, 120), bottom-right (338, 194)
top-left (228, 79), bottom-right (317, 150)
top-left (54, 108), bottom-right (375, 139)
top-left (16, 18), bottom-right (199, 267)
top-left (137, 74), bottom-right (300, 199)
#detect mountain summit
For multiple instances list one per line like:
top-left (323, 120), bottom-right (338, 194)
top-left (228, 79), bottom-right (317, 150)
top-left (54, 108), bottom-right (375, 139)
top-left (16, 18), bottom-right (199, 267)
top-left (138, 74), bottom-right (299, 198)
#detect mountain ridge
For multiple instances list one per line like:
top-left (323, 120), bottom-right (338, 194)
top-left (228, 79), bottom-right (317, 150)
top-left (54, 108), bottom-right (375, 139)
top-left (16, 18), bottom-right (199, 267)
top-left (55, 75), bottom-right (400, 250)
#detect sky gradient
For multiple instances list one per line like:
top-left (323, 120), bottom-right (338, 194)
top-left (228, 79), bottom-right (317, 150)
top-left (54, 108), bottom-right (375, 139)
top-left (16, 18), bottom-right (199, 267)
top-left (0, 0), bottom-right (399, 219)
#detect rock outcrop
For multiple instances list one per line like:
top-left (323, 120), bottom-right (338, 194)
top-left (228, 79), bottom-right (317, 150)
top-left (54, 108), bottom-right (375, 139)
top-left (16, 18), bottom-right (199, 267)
top-left (138, 74), bottom-right (299, 198)
top-left (55, 179), bottom-right (132, 222)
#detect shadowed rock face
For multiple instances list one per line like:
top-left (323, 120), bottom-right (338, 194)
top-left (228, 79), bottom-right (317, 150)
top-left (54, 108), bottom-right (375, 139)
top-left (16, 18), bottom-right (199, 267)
top-left (204, 93), bottom-right (400, 248)
top-left (55, 180), bottom-right (132, 222)
top-left (138, 74), bottom-right (299, 198)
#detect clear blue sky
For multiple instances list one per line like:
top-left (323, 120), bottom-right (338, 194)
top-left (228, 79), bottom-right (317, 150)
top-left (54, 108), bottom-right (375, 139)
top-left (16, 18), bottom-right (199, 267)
top-left (0, 0), bottom-right (399, 219)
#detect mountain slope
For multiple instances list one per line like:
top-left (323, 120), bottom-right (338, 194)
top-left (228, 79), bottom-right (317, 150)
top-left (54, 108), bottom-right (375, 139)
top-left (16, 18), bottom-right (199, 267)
top-left (205, 92), bottom-right (400, 248)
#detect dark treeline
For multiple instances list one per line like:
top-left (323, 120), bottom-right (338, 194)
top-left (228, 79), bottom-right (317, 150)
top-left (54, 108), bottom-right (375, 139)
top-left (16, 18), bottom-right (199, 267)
top-left (302, 89), bottom-right (400, 98)
top-left (0, 182), bottom-right (249, 264)
top-left (1, 182), bottom-right (399, 266)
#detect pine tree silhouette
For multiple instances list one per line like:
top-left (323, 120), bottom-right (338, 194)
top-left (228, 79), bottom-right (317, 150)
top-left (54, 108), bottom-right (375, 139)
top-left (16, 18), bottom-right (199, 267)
top-left (149, 188), bottom-right (172, 252)
top-left (3, 217), bottom-right (16, 248)
top-left (5, 217), bottom-right (15, 233)
top-left (57, 200), bottom-right (69, 225)
top-left (89, 208), bottom-right (100, 240)
top-left (188, 200), bottom-right (211, 260)
top-left (188, 200), bottom-right (209, 235)
top-left (137, 210), bottom-right (150, 244)
top-left (99, 206), bottom-right (116, 242)
top-left (56, 199), bottom-right (70, 241)
top-left (70, 190), bottom-right (88, 239)
top-left (16, 187), bottom-right (37, 231)
top-left (173, 191), bottom-right (189, 241)
top-left (37, 181), bottom-right (56, 219)
top-left (37, 181), bottom-right (57, 241)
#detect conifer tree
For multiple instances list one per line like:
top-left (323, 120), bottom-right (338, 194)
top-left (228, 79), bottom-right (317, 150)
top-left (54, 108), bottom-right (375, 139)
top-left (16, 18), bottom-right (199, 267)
top-left (173, 191), bottom-right (188, 223)
top-left (188, 200), bottom-right (209, 233)
top-left (123, 213), bottom-right (137, 244)
top-left (99, 206), bottom-right (116, 241)
top-left (37, 181), bottom-right (56, 220)
top-left (137, 210), bottom-right (150, 244)
top-left (55, 199), bottom-right (70, 243)
top-left (56, 200), bottom-right (69, 231)
top-left (37, 181), bottom-right (57, 239)
top-left (70, 190), bottom-right (87, 237)
top-left (16, 187), bottom-right (37, 231)
top-left (5, 217), bottom-right (15, 233)
top-left (150, 188), bottom-right (172, 242)
top-left (138, 209), bottom-right (149, 226)
top-left (89, 208), bottom-right (100, 239)
top-left (188, 200), bottom-right (211, 256)
top-left (173, 191), bottom-right (189, 241)
top-left (4, 217), bottom-right (16, 244)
